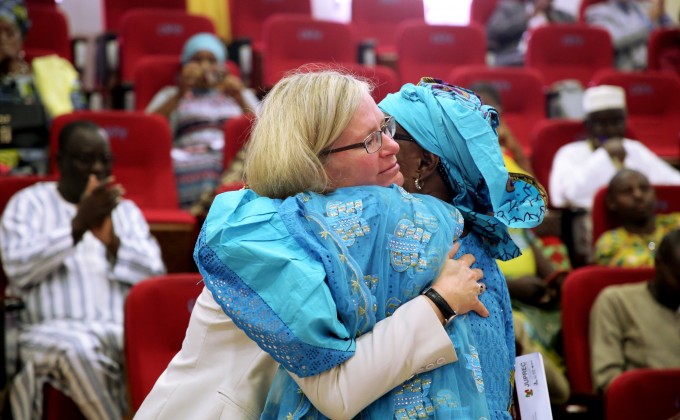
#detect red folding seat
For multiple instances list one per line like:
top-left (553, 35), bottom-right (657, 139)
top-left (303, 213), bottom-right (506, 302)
top-left (297, 62), bottom-right (400, 104)
top-left (103, 0), bottom-right (186, 32)
top-left (590, 69), bottom-right (680, 159)
top-left (222, 114), bottom-right (255, 172)
top-left (647, 28), bottom-right (680, 74)
top-left (396, 21), bottom-right (486, 86)
top-left (449, 65), bottom-right (545, 155)
top-left (561, 266), bottom-right (654, 398)
top-left (261, 15), bottom-right (356, 89)
top-left (125, 273), bottom-right (204, 411)
top-left (525, 24), bottom-right (613, 87)
top-left (229, 0), bottom-right (311, 47)
top-left (605, 368), bottom-right (680, 420)
top-left (22, 6), bottom-right (71, 62)
top-left (469, 0), bottom-right (498, 25)
top-left (529, 119), bottom-right (587, 200)
top-left (133, 56), bottom-right (241, 111)
top-left (117, 9), bottom-right (215, 83)
top-left (351, 0), bottom-right (425, 59)
top-left (591, 185), bottom-right (680, 245)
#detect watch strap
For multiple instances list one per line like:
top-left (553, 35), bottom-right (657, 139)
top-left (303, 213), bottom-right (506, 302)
top-left (421, 287), bottom-right (457, 321)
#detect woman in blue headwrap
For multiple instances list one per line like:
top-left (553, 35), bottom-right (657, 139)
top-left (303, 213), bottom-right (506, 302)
top-left (146, 32), bottom-right (259, 210)
top-left (380, 78), bottom-right (548, 418)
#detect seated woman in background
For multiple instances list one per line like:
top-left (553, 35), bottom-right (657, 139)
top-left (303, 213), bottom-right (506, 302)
top-left (590, 228), bottom-right (680, 392)
top-left (146, 32), bottom-right (258, 209)
top-left (595, 168), bottom-right (680, 267)
top-left (0, 0), bottom-right (83, 174)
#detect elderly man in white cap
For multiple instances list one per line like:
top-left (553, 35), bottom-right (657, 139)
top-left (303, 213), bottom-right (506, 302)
top-left (549, 84), bottom-right (680, 260)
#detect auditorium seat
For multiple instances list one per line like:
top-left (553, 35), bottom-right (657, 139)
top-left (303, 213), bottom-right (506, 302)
top-left (591, 69), bottom-right (680, 160)
top-left (605, 368), bottom-right (680, 420)
top-left (647, 28), bottom-right (680, 75)
top-left (117, 9), bottom-right (215, 83)
top-left (102, 0), bottom-right (185, 32)
top-left (469, 0), bottom-right (498, 25)
top-left (351, 0), bottom-right (425, 60)
top-left (260, 15), bottom-right (356, 89)
top-left (223, 113), bottom-right (255, 172)
top-left (228, 0), bottom-right (311, 47)
top-left (525, 24), bottom-right (613, 88)
top-left (125, 273), bottom-right (204, 412)
top-left (396, 21), bottom-right (486, 86)
top-left (449, 65), bottom-right (545, 154)
top-left (23, 6), bottom-right (72, 63)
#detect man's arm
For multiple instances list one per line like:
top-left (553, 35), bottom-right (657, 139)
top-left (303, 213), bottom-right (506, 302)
top-left (291, 296), bottom-right (457, 419)
top-left (0, 188), bottom-right (76, 289)
top-left (589, 288), bottom-right (626, 392)
top-left (108, 200), bottom-right (166, 284)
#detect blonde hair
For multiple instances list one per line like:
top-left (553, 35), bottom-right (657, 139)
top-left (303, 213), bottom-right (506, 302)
top-left (244, 69), bottom-right (372, 199)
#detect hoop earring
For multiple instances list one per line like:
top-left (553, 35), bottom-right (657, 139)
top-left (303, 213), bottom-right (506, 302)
top-left (415, 177), bottom-right (423, 191)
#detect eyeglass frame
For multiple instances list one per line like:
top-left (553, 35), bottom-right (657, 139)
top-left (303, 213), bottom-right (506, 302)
top-left (320, 116), bottom-right (396, 155)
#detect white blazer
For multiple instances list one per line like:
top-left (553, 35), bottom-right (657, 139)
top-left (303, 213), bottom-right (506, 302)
top-left (135, 287), bottom-right (457, 419)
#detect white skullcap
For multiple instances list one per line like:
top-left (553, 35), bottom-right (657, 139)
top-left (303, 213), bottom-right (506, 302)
top-left (582, 85), bottom-right (626, 114)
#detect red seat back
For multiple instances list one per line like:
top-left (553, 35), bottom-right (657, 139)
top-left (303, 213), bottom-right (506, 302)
top-left (449, 65), bottom-right (545, 154)
top-left (117, 9), bottom-right (215, 82)
top-left (591, 69), bottom-right (680, 159)
top-left (351, 0), bottom-right (425, 56)
top-left (49, 111), bottom-right (179, 210)
top-left (103, 0), bottom-right (186, 32)
top-left (133, 56), bottom-right (240, 111)
top-left (605, 368), bottom-right (680, 420)
top-left (530, 119), bottom-right (587, 201)
top-left (229, 0), bottom-right (311, 45)
top-left (261, 15), bottom-right (356, 88)
top-left (23, 6), bottom-right (72, 62)
top-left (561, 266), bottom-right (653, 396)
top-left (124, 273), bottom-right (204, 411)
top-left (223, 114), bottom-right (255, 171)
top-left (591, 185), bottom-right (680, 245)
top-left (298, 62), bottom-right (400, 104)
top-left (647, 28), bottom-right (680, 74)
top-left (469, 0), bottom-right (498, 25)
top-left (525, 24), bottom-right (613, 87)
top-left (396, 21), bottom-right (486, 85)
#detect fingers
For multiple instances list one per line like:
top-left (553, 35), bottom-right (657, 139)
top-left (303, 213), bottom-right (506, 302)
top-left (471, 268), bottom-right (483, 281)
top-left (472, 299), bottom-right (490, 318)
top-left (447, 242), bottom-right (460, 259)
top-left (457, 253), bottom-right (476, 267)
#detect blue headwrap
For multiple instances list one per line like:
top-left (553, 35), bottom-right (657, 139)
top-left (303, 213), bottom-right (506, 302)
top-left (180, 32), bottom-right (226, 66)
top-left (0, 0), bottom-right (29, 36)
top-left (379, 78), bottom-right (547, 260)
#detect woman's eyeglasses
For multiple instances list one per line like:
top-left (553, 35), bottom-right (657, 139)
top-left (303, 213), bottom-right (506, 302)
top-left (321, 116), bottom-right (396, 155)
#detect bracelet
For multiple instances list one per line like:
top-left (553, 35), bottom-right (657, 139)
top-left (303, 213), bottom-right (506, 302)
top-left (421, 287), bottom-right (457, 323)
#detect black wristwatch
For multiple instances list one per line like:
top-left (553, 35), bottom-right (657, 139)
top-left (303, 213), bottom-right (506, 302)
top-left (421, 287), bottom-right (457, 324)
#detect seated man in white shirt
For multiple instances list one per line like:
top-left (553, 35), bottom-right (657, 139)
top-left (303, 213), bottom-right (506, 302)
top-left (0, 120), bottom-right (166, 420)
top-left (549, 84), bottom-right (680, 260)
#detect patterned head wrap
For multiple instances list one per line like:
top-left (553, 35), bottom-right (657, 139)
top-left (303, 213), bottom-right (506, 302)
top-left (0, 0), bottom-right (29, 37)
top-left (181, 32), bottom-right (226, 66)
top-left (379, 77), bottom-right (547, 260)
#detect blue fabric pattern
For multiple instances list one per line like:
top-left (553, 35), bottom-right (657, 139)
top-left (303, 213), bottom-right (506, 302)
top-left (379, 78), bottom-right (547, 261)
top-left (198, 185), bottom-right (497, 419)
